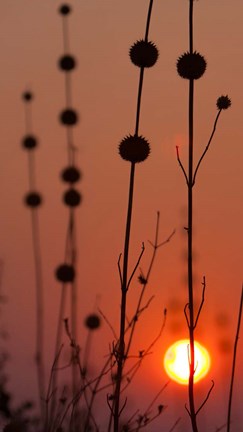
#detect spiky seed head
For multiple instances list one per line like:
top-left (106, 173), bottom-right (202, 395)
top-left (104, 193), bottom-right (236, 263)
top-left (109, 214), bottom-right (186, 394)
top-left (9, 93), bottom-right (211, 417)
top-left (85, 314), bottom-right (101, 330)
top-left (55, 264), bottom-right (75, 283)
top-left (24, 192), bottom-right (42, 207)
top-left (61, 166), bottom-right (81, 183)
top-left (22, 135), bottom-right (38, 150)
top-left (58, 55), bottom-right (76, 71)
top-left (22, 91), bottom-right (33, 102)
top-left (59, 4), bottom-right (71, 15)
top-left (129, 40), bottom-right (159, 68)
top-left (177, 51), bottom-right (207, 80)
top-left (216, 95), bottom-right (231, 110)
top-left (60, 108), bottom-right (78, 126)
top-left (63, 188), bottom-right (82, 207)
top-left (119, 135), bottom-right (150, 163)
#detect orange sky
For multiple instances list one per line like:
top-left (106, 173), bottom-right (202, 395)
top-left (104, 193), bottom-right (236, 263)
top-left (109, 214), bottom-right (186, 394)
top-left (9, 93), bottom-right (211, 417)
top-left (0, 1), bottom-right (242, 430)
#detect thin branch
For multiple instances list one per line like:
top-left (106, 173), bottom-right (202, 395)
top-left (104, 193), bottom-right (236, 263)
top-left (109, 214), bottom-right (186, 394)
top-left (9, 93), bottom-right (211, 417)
top-left (193, 110), bottom-right (221, 185)
top-left (144, 0), bottom-right (154, 41)
top-left (194, 276), bottom-right (206, 329)
top-left (98, 308), bottom-right (118, 341)
top-left (176, 146), bottom-right (189, 185)
top-left (122, 310), bottom-right (167, 392)
top-left (185, 403), bottom-right (191, 417)
top-left (184, 303), bottom-right (190, 329)
top-left (168, 417), bottom-right (181, 432)
top-left (227, 285), bottom-right (243, 432)
top-left (127, 243), bottom-right (145, 291)
top-left (126, 213), bottom-right (174, 359)
top-left (143, 381), bottom-right (169, 415)
top-left (118, 254), bottom-right (123, 285)
top-left (157, 228), bottom-right (176, 248)
top-left (196, 380), bottom-right (214, 415)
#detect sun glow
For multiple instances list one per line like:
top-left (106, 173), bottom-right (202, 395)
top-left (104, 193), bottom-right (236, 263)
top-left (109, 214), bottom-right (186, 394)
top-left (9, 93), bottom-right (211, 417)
top-left (164, 339), bottom-right (211, 385)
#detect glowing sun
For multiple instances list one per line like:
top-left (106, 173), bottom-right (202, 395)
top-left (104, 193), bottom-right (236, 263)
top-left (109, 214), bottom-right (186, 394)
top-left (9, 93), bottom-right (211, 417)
top-left (164, 339), bottom-right (211, 385)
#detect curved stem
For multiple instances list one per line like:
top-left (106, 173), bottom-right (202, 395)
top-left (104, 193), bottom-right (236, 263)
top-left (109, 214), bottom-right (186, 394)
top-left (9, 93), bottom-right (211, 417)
top-left (227, 286), bottom-right (243, 432)
top-left (193, 110), bottom-right (221, 185)
top-left (145, 0), bottom-right (154, 42)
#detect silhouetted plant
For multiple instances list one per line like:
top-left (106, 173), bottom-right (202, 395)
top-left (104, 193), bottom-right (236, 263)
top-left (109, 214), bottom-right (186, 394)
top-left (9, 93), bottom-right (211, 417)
top-left (21, 90), bottom-right (45, 425)
top-left (51, 4), bottom-right (82, 426)
top-left (176, 1), bottom-right (232, 431)
top-left (113, 1), bottom-right (160, 430)
top-left (14, 2), bottom-right (242, 432)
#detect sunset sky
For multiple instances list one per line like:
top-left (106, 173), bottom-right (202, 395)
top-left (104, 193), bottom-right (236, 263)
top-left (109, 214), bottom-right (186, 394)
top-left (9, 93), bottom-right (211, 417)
top-left (0, 1), bottom-right (242, 430)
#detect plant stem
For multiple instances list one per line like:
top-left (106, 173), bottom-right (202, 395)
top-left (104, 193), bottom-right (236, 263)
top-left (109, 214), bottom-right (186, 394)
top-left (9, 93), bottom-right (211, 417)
top-left (188, 78), bottom-right (198, 432)
top-left (227, 286), bottom-right (243, 432)
top-left (113, 162), bottom-right (135, 432)
top-left (188, 1), bottom-right (198, 431)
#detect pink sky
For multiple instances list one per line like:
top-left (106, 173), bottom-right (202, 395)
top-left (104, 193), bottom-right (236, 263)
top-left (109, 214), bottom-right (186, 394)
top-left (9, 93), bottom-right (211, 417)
top-left (0, 1), bottom-right (242, 430)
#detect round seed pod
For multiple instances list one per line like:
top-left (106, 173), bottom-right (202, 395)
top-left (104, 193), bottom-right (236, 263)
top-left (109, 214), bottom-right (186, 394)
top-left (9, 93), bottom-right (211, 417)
top-left (177, 51), bottom-right (206, 80)
top-left (63, 188), bottom-right (82, 207)
top-left (129, 39), bottom-right (159, 68)
top-left (59, 4), bottom-right (71, 15)
top-left (22, 134), bottom-right (38, 150)
top-left (61, 166), bottom-right (81, 184)
top-left (22, 91), bottom-right (33, 102)
top-left (56, 264), bottom-right (75, 283)
top-left (24, 192), bottom-right (42, 208)
top-left (216, 95), bottom-right (231, 110)
top-left (119, 135), bottom-right (150, 163)
top-left (59, 109), bottom-right (78, 126)
top-left (85, 314), bottom-right (101, 330)
top-left (58, 55), bottom-right (76, 71)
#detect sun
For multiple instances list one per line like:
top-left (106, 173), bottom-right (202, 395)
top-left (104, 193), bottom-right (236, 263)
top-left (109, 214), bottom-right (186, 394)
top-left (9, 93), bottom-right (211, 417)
top-left (164, 339), bottom-right (211, 385)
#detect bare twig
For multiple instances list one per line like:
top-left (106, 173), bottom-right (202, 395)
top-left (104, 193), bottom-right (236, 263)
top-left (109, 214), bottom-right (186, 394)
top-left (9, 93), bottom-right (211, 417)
top-left (193, 110), bottom-right (221, 185)
top-left (121, 310), bottom-right (167, 392)
top-left (176, 145), bottom-right (189, 185)
top-left (98, 307), bottom-right (118, 341)
top-left (168, 417), bottom-right (182, 432)
top-left (194, 276), bottom-right (206, 329)
top-left (184, 303), bottom-right (190, 329)
top-left (118, 254), bottom-right (123, 285)
top-left (126, 212), bottom-right (174, 359)
top-left (196, 380), bottom-right (214, 415)
top-left (227, 285), bottom-right (243, 432)
top-left (127, 243), bottom-right (145, 291)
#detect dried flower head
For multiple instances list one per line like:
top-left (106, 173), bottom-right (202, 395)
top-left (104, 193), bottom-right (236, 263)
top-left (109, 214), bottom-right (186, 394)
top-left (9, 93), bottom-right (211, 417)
top-left (216, 95), bottom-right (231, 110)
top-left (85, 314), bottom-right (101, 330)
top-left (22, 91), bottom-right (33, 102)
top-left (129, 39), bottom-right (159, 68)
top-left (177, 51), bottom-right (207, 80)
top-left (119, 135), bottom-right (150, 163)
top-left (138, 274), bottom-right (147, 285)
top-left (59, 55), bottom-right (76, 71)
top-left (22, 134), bottom-right (38, 150)
top-left (60, 108), bottom-right (78, 126)
top-left (59, 4), bottom-right (71, 15)
top-left (55, 264), bottom-right (75, 283)
top-left (61, 166), bottom-right (81, 183)
top-left (24, 192), bottom-right (42, 207)
top-left (63, 188), bottom-right (82, 207)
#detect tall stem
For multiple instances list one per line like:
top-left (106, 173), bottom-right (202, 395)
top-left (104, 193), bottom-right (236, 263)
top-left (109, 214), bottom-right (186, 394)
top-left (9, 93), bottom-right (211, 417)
top-left (188, 1), bottom-right (198, 431)
top-left (188, 78), bottom-right (198, 432)
top-left (113, 162), bottom-right (135, 432)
